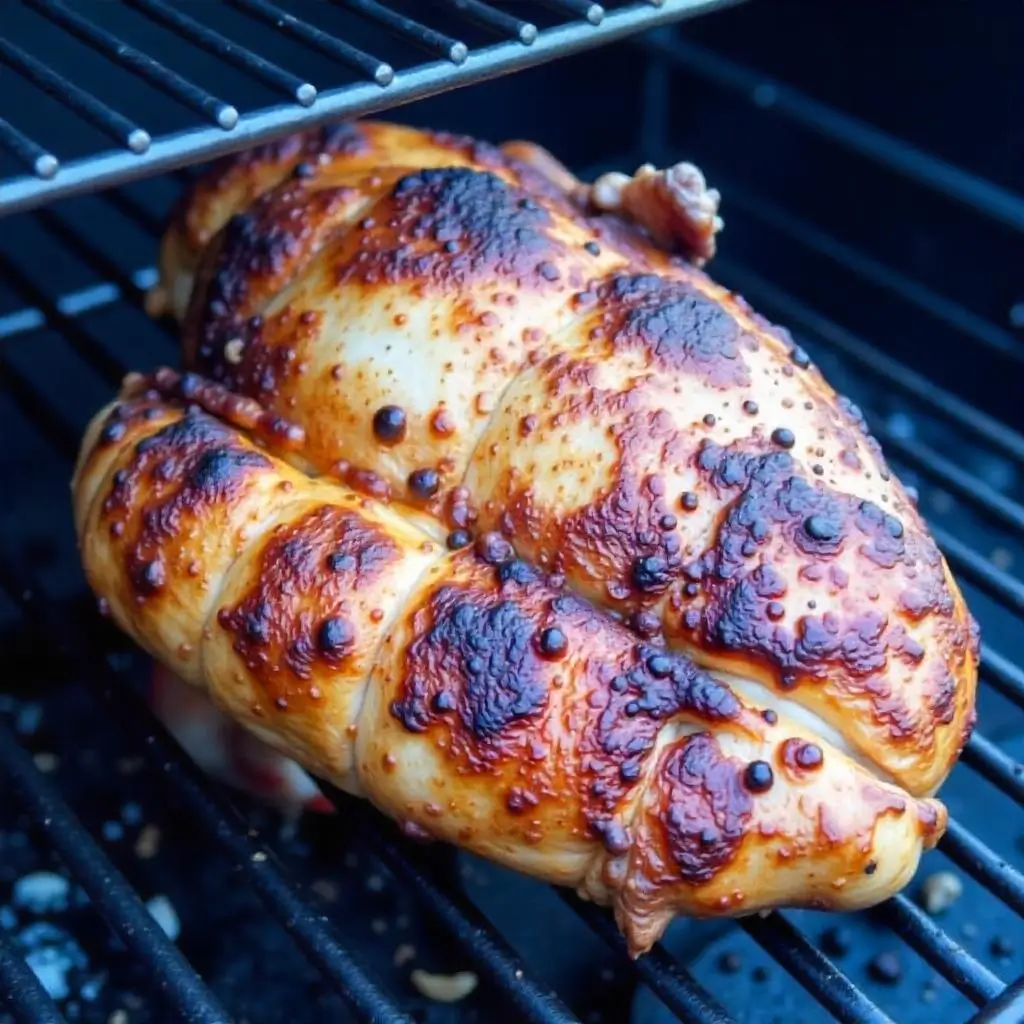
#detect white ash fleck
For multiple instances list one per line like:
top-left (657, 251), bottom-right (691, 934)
top-left (13, 871), bottom-right (70, 914)
top-left (1, 905), bottom-right (17, 929)
top-left (134, 824), bottom-right (161, 860)
top-left (16, 702), bottom-right (43, 735)
top-left (108, 1011), bottom-right (129, 1024)
top-left (343, 851), bottom-right (358, 869)
top-left (411, 968), bottom-right (478, 1003)
top-left (33, 752), bottom-right (59, 772)
top-left (370, 918), bottom-right (388, 935)
top-left (365, 873), bottom-right (384, 892)
top-left (919, 871), bottom-right (963, 915)
top-left (145, 895), bottom-right (180, 941)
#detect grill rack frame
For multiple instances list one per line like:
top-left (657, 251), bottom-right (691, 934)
top-left (0, 9), bottom-right (1022, 1024)
top-left (0, 0), bottom-right (742, 217)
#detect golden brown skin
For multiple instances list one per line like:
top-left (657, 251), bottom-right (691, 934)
top-left (73, 119), bottom-right (978, 955)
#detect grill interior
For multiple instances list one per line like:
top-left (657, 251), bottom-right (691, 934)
top-left (1, 2), bottom-right (1023, 1023)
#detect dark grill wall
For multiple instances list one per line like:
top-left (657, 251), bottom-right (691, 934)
top-left (1, 2), bottom-right (1022, 1023)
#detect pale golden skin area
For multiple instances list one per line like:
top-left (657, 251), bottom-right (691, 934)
top-left (71, 119), bottom-right (978, 955)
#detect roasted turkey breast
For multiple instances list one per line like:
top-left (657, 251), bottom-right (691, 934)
top-left (73, 120), bottom-right (978, 955)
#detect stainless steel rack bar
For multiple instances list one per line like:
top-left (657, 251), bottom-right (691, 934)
top-left (126, 0), bottom-right (317, 106)
top-left (0, 929), bottom-right (68, 1024)
top-left (0, 37), bottom-right (151, 154)
top-left (23, 0), bottom-right (240, 130)
top-left (226, 0), bottom-right (394, 84)
top-left (0, 0), bottom-right (742, 216)
top-left (334, 0), bottom-right (468, 64)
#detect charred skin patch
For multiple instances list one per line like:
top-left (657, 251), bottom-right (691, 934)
top-left (334, 168), bottom-right (571, 292)
top-left (187, 180), bottom-right (370, 381)
top-left (591, 274), bottom-right (753, 388)
top-left (99, 411), bottom-right (273, 604)
top-left (178, 121), bottom-right (371, 251)
top-left (217, 504), bottom-right (401, 710)
top-left (648, 733), bottom-right (753, 886)
top-left (390, 555), bottom-right (742, 844)
top-left (675, 439), bottom-right (967, 741)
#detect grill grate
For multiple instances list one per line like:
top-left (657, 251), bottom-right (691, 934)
top-left (1, 7), bottom-right (1023, 1024)
top-left (0, 0), bottom-right (739, 215)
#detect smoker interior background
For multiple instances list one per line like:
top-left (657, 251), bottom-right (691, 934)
top-left (0, 1), bottom-right (1022, 1022)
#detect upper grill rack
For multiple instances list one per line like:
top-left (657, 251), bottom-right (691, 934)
top-left (1, 15), bottom-right (1023, 1024)
top-left (0, 0), bottom-right (738, 216)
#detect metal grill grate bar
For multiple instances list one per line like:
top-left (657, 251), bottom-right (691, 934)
top-left (226, 0), bottom-right (393, 84)
top-left (0, 718), bottom-right (232, 1023)
top-left (876, 897), bottom-right (1003, 1006)
top-left (0, 557), bottom-right (413, 1024)
top-left (0, 116), bottom-right (58, 178)
top-left (710, 258), bottom-right (1024, 467)
top-left (644, 33), bottom-right (1024, 232)
top-left (962, 734), bottom-right (1024, 806)
top-left (561, 894), bottom-right (735, 1024)
top-left (0, 37), bottom-right (151, 154)
top-left (331, 792), bottom-right (585, 1024)
top-left (971, 975), bottom-right (1024, 1024)
top-left (435, 0), bottom-right (539, 45)
top-left (715, 178), bottom-right (1024, 365)
top-left (0, 929), bottom-right (68, 1024)
top-left (24, 0), bottom-right (239, 130)
top-left (980, 645), bottom-right (1024, 712)
top-left (334, 0), bottom-right (468, 64)
top-left (741, 913), bottom-right (893, 1024)
top-left (126, 0), bottom-right (317, 106)
top-left (940, 821), bottom-right (1024, 917)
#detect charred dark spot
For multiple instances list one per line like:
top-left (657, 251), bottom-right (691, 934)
top-left (373, 405), bottom-right (407, 444)
top-left (318, 616), bottom-right (356, 660)
top-left (337, 168), bottom-right (566, 292)
top-left (393, 589), bottom-right (548, 739)
top-left (632, 554), bottom-right (671, 593)
top-left (681, 491), bottom-right (700, 511)
top-left (761, 708), bottom-right (778, 725)
top-left (584, 240), bottom-right (601, 256)
top-left (446, 529), bottom-right (473, 550)
top-left (655, 733), bottom-right (752, 884)
top-left (218, 505), bottom-right (399, 700)
top-left (790, 346), bottom-right (811, 369)
top-left (742, 400), bottom-right (759, 415)
top-left (100, 420), bottom-right (127, 445)
top-left (536, 626), bottom-right (568, 659)
top-left (594, 274), bottom-right (752, 387)
top-left (476, 531), bottom-right (514, 566)
top-left (408, 468), bottom-right (440, 500)
top-left (780, 738), bottom-right (824, 772)
top-left (743, 760), bottom-right (774, 792)
top-left (770, 427), bottom-right (795, 450)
